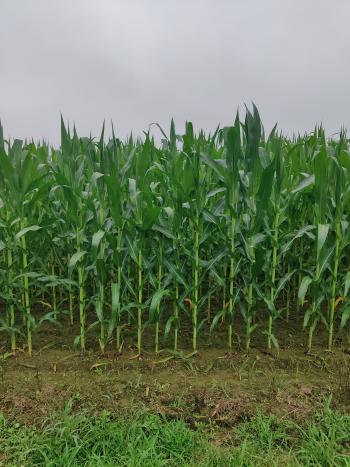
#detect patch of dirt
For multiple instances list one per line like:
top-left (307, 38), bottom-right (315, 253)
top-left (1, 342), bottom-right (350, 429)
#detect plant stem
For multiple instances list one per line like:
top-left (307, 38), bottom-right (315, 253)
top-left (193, 211), bottom-right (199, 351)
top-left (228, 216), bottom-right (236, 351)
top-left (222, 261), bottom-right (227, 324)
top-left (137, 246), bottom-right (143, 355)
top-left (246, 238), bottom-right (255, 352)
top-left (116, 228), bottom-right (122, 351)
top-left (328, 221), bottom-right (340, 350)
top-left (98, 283), bottom-right (105, 353)
top-left (268, 204), bottom-right (280, 349)
top-left (7, 241), bottom-right (16, 353)
top-left (77, 225), bottom-right (85, 352)
top-left (155, 245), bottom-right (163, 354)
top-left (20, 224), bottom-right (32, 357)
top-left (69, 280), bottom-right (74, 325)
top-left (174, 282), bottom-right (179, 351)
top-left (52, 261), bottom-right (57, 320)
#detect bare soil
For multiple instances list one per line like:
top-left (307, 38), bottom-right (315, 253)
top-left (1, 315), bottom-right (350, 437)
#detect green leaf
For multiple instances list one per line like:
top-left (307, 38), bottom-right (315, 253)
top-left (318, 246), bottom-right (334, 278)
top-left (291, 175), bottom-right (315, 194)
top-left (95, 300), bottom-right (103, 323)
top-left (149, 288), bottom-right (170, 322)
top-left (303, 307), bottom-right (313, 328)
top-left (111, 282), bottom-right (120, 316)
top-left (125, 236), bottom-right (138, 264)
top-left (202, 209), bottom-right (218, 225)
top-left (15, 225), bottom-right (41, 240)
top-left (105, 175), bottom-right (122, 227)
top-left (152, 225), bottom-right (176, 240)
top-left (317, 224), bottom-right (330, 258)
top-left (340, 302), bottom-right (350, 329)
top-left (254, 160), bottom-right (275, 230)
top-left (344, 271), bottom-right (350, 297)
top-left (206, 187), bottom-right (226, 199)
top-left (247, 323), bottom-right (258, 337)
top-left (90, 171), bottom-right (104, 184)
top-left (250, 233), bottom-right (265, 247)
top-left (164, 258), bottom-right (187, 287)
top-left (164, 315), bottom-right (177, 338)
top-left (210, 309), bottom-right (225, 333)
top-left (281, 225), bottom-right (315, 255)
top-left (298, 276), bottom-right (313, 304)
top-left (128, 178), bottom-right (138, 205)
top-left (68, 251), bottom-right (87, 270)
top-left (200, 152), bottom-right (226, 181)
top-left (275, 270), bottom-right (295, 299)
top-left (314, 147), bottom-right (329, 223)
top-left (142, 204), bottom-right (161, 230)
top-left (92, 230), bottom-right (105, 249)
top-left (270, 333), bottom-right (279, 349)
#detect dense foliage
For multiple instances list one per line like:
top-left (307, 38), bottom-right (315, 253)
top-left (1, 105), bottom-right (350, 355)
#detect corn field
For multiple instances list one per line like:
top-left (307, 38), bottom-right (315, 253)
top-left (1, 105), bottom-right (350, 356)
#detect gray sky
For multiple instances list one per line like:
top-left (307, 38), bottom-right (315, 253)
top-left (1, 0), bottom-right (350, 144)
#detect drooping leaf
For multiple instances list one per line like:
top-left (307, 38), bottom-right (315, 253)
top-left (15, 225), bottom-right (41, 240)
top-left (298, 276), bottom-right (313, 304)
top-left (68, 251), bottom-right (87, 270)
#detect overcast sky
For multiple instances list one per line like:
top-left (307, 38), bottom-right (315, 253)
top-left (1, 0), bottom-right (350, 144)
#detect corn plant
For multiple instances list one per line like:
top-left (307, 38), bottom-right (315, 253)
top-left (1, 109), bottom-right (350, 356)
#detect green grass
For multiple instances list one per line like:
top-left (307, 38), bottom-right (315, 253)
top-left (1, 399), bottom-right (349, 466)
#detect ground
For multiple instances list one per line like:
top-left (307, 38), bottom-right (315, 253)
top-left (1, 345), bottom-right (350, 426)
top-left (1, 314), bottom-right (350, 465)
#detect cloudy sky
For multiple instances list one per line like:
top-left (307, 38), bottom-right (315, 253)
top-left (1, 0), bottom-right (349, 144)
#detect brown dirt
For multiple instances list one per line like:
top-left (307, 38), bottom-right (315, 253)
top-left (1, 342), bottom-right (350, 430)
top-left (1, 308), bottom-right (350, 430)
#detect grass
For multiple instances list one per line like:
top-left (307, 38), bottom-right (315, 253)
top-left (0, 402), bottom-right (201, 466)
top-left (0, 399), bottom-right (349, 466)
